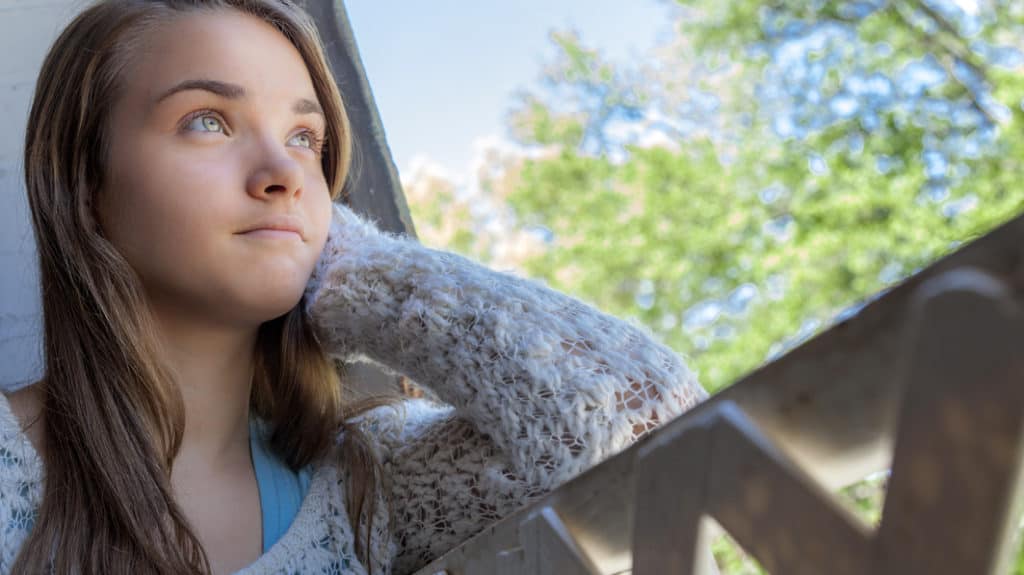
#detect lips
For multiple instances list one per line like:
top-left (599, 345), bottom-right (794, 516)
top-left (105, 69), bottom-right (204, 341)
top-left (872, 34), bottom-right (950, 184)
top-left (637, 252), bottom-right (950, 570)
top-left (237, 214), bottom-right (306, 241)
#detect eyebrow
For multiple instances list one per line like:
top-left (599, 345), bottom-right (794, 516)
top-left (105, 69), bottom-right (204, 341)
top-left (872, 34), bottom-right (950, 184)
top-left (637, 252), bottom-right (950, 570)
top-left (155, 78), bottom-right (324, 117)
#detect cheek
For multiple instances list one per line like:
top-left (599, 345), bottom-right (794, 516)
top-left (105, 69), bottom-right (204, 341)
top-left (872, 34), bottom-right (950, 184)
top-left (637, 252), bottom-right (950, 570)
top-left (303, 179), bottom-right (333, 251)
top-left (102, 146), bottom-right (240, 273)
top-left (101, 137), bottom-right (258, 321)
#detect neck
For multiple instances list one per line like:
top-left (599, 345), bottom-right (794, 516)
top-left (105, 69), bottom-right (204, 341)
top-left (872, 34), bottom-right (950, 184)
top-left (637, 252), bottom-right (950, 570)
top-left (153, 304), bottom-right (259, 469)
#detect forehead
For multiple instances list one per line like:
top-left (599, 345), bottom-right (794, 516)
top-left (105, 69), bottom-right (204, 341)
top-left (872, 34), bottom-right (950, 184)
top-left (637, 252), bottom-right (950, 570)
top-left (126, 10), bottom-right (317, 107)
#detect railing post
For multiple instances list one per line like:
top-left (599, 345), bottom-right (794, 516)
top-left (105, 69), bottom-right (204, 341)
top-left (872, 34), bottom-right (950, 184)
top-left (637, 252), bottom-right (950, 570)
top-left (632, 409), bottom-right (717, 575)
top-left (519, 507), bottom-right (602, 575)
top-left (875, 268), bottom-right (1024, 575)
top-left (301, 0), bottom-right (417, 238)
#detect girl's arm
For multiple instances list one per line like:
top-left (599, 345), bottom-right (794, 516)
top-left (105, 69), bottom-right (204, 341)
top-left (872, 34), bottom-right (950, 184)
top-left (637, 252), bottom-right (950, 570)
top-left (305, 203), bottom-right (707, 573)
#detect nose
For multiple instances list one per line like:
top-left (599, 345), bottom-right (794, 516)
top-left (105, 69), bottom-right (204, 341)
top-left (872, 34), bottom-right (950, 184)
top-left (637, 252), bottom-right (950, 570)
top-left (245, 138), bottom-right (304, 202)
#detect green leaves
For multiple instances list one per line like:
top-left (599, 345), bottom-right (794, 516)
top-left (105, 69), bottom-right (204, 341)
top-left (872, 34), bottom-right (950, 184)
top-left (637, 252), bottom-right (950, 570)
top-left (490, 0), bottom-right (1024, 393)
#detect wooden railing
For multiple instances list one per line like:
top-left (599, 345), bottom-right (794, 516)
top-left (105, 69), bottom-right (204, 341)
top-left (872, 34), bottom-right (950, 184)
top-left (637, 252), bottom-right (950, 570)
top-left (413, 213), bottom-right (1024, 575)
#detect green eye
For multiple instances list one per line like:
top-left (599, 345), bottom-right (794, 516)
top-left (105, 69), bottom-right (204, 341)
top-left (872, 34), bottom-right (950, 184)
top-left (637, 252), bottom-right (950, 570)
top-left (288, 131), bottom-right (326, 154)
top-left (187, 114), bottom-right (225, 133)
top-left (288, 132), bottom-right (313, 148)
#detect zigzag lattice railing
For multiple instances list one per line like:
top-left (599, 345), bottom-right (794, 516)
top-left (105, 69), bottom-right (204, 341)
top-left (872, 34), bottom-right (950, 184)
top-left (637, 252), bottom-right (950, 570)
top-left (415, 212), bottom-right (1024, 575)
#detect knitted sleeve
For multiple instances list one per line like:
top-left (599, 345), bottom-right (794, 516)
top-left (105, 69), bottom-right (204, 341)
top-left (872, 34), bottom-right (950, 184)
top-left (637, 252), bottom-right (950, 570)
top-left (304, 203), bottom-right (707, 574)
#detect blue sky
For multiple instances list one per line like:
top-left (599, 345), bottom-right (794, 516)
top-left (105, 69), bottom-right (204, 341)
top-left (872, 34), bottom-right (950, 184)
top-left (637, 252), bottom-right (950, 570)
top-left (345, 0), bottom-right (678, 177)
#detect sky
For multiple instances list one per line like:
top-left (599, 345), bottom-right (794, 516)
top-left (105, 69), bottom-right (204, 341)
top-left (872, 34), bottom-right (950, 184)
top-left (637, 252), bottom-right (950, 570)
top-left (345, 0), bottom-right (678, 179)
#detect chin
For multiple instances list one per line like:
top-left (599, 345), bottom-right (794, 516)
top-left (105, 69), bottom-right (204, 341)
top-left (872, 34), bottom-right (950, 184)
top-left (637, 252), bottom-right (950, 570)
top-left (204, 260), bottom-right (314, 325)
top-left (225, 280), bottom-right (308, 325)
top-left (252, 291), bottom-right (307, 323)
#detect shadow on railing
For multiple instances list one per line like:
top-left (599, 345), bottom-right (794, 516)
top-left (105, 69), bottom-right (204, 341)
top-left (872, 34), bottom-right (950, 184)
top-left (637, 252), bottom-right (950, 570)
top-left (415, 212), bottom-right (1024, 575)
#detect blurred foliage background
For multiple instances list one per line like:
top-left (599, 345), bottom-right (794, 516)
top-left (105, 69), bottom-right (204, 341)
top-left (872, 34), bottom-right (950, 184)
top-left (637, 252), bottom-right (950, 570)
top-left (399, 0), bottom-right (1023, 572)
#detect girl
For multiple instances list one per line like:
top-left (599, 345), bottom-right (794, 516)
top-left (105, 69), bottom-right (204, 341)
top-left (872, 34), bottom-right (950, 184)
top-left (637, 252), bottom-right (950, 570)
top-left (0, 1), bottom-right (706, 573)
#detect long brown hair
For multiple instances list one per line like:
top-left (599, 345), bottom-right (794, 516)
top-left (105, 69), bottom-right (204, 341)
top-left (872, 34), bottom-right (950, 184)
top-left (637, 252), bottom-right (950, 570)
top-left (17, 1), bottom-right (381, 572)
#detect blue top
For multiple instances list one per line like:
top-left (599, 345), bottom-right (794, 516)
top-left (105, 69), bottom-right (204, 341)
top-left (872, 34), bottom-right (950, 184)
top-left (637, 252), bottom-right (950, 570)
top-left (249, 420), bottom-right (312, 553)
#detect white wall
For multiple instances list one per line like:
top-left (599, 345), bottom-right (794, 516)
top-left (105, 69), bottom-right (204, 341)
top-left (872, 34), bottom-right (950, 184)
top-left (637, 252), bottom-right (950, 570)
top-left (0, 1), bottom-right (82, 390)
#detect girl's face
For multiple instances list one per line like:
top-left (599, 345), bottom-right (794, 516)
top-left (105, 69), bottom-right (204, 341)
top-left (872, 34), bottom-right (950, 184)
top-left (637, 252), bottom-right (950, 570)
top-left (99, 10), bottom-right (334, 328)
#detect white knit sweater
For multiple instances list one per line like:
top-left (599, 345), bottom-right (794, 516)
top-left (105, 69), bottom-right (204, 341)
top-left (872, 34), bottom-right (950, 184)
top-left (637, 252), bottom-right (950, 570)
top-left (0, 203), bottom-right (706, 574)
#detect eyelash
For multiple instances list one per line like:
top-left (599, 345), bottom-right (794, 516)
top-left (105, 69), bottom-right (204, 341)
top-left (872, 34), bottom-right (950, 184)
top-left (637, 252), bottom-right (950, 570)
top-left (179, 108), bottom-right (328, 155)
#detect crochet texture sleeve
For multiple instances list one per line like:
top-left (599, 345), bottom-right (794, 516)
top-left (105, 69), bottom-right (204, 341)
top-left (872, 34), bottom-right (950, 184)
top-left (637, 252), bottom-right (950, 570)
top-left (304, 203), bottom-right (707, 574)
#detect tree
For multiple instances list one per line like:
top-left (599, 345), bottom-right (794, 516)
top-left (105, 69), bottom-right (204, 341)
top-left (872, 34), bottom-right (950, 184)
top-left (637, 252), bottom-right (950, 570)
top-left (501, 1), bottom-right (1023, 391)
